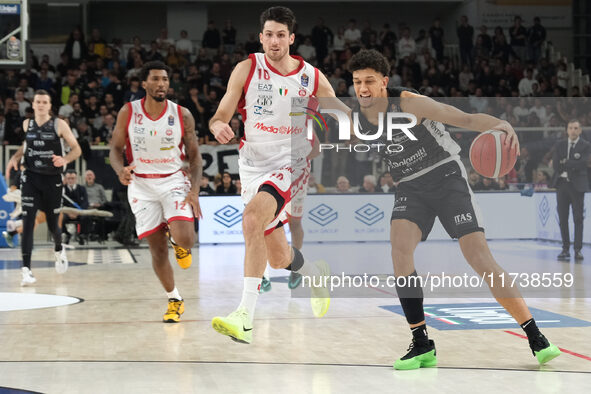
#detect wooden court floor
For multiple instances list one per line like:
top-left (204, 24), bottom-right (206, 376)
top-left (0, 241), bottom-right (590, 393)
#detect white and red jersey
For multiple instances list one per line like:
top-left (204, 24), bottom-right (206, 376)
top-left (125, 98), bottom-right (185, 177)
top-left (238, 53), bottom-right (318, 170)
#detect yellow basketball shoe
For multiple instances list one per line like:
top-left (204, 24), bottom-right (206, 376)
top-left (211, 308), bottom-right (253, 344)
top-left (310, 260), bottom-right (331, 318)
top-left (167, 232), bottom-right (192, 269)
top-left (163, 298), bottom-right (184, 323)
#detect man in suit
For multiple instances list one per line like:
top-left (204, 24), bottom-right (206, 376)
top-left (551, 120), bottom-right (590, 260)
top-left (61, 169), bottom-right (90, 245)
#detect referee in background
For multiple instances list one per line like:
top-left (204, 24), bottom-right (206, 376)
top-left (551, 119), bottom-right (591, 261)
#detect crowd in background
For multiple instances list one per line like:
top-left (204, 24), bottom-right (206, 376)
top-left (1, 15), bottom-right (590, 195)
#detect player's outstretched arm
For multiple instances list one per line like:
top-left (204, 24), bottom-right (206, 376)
top-left (54, 118), bottom-right (82, 167)
top-left (208, 58), bottom-right (252, 144)
top-left (315, 70), bottom-right (354, 136)
top-left (400, 90), bottom-right (520, 153)
top-left (181, 106), bottom-right (203, 219)
top-left (109, 104), bottom-right (135, 185)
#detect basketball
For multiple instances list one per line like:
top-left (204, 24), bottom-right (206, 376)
top-left (469, 130), bottom-right (517, 178)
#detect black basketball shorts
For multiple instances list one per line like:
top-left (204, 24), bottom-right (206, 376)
top-left (21, 170), bottom-right (63, 216)
top-left (391, 159), bottom-right (485, 241)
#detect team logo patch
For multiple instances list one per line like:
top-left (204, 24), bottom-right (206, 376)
top-left (168, 115), bottom-right (175, 126)
top-left (279, 87), bottom-right (288, 96)
top-left (166, 128), bottom-right (173, 136)
top-left (298, 88), bottom-right (307, 97)
top-left (301, 73), bottom-right (309, 87)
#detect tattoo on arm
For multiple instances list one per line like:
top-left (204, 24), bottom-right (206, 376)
top-left (182, 108), bottom-right (202, 191)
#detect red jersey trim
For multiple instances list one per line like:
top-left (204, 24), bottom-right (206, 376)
top-left (244, 54), bottom-right (257, 94)
top-left (264, 219), bottom-right (289, 236)
top-left (168, 216), bottom-right (194, 223)
top-left (264, 54), bottom-right (305, 77)
top-left (312, 67), bottom-right (320, 96)
top-left (138, 222), bottom-right (167, 240)
top-left (141, 97), bottom-right (168, 121)
top-left (177, 103), bottom-right (186, 160)
top-left (134, 169), bottom-right (180, 179)
top-left (125, 102), bottom-right (133, 165)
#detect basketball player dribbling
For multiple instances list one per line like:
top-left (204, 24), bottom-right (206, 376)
top-left (348, 49), bottom-right (560, 369)
top-left (208, 6), bottom-right (344, 343)
top-left (110, 61), bottom-right (202, 323)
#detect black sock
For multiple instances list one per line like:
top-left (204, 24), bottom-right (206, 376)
top-left (8, 230), bottom-right (17, 236)
top-left (520, 318), bottom-right (541, 340)
top-left (411, 323), bottom-right (429, 344)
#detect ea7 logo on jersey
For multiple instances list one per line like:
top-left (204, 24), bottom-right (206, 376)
top-left (454, 213), bottom-right (473, 225)
top-left (257, 83), bottom-right (273, 92)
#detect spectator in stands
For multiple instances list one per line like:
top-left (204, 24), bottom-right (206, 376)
top-left (62, 169), bottom-right (90, 245)
top-left (498, 177), bottom-right (509, 191)
top-left (216, 172), bottom-right (237, 195)
top-left (64, 27), bottom-right (87, 66)
top-left (176, 30), bottom-right (193, 61)
top-left (473, 177), bottom-right (500, 191)
top-left (146, 41), bottom-right (165, 62)
top-left (34, 69), bottom-right (55, 95)
top-left (105, 71), bottom-right (124, 107)
top-left (3, 101), bottom-right (23, 145)
top-left (332, 28), bottom-right (346, 56)
top-left (123, 77), bottom-right (145, 103)
top-left (509, 16), bottom-right (527, 61)
top-left (58, 93), bottom-right (78, 120)
top-left (222, 20), bottom-right (237, 55)
top-left (94, 113), bottom-right (115, 144)
top-left (398, 27), bottom-right (416, 59)
top-left (528, 17), bottom-right (546, 63)
top-left (358, 175), bottom-right (377, 193)
top-left (379, 172), bottom-right (396, 193)
top-left (234, 179), bottom-right (242, 195)
top-left (155, 29), bottom-right (174, 56)
top-left (244, 33), bottom-right (260, 55)
top-left (202, 21), bottom-right (221, 57)
top-left (311, 18), bottom-right (333, 65)
top-left (534, 170), bottom-right (550, 191)
top-left (336, 176), bottom-right (352, 193)
top-left (199, 174), bottom-right (215, 196)
top-left (14, 89), bottom-right (30, 117)
top-left (59, 74), bottom-right (81, 106)
top-left (428, 19), bottom-right (444, 61)
top-left (344, 19), bottom-right (362, 51)
top-left (518, 68), bottom-right (536, 96)
top-left (69, 102), bottom-right (87, 131)
top-left (297, 37), bottom-right (317, 65)
top-left (85, 170), bottom-right (107, 208)
top-left (88, 28), bottom-right (107, 58)
top-left (457, 15), bottom-right (474, 66)
top-left (307, 173), bottom-right (326, 194)
top-left (182, 86), bottom-right (205, 135)
top-left (468, 170), bottom-right (481, 190)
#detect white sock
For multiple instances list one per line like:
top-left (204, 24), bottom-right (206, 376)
top-left (263, 265), bottom-right (270, 279)
top-left (166, 287), bottom-right (182, 300)
top-left (238, 277), bottom-right (261, 321)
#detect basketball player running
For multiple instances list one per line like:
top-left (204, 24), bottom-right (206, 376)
top-left (209, 6), bottom-right (340, 343)
top-left (6, 89), bottom-right (81, 286)
top-left (110, 61), bottom-right (202, 323)
top-left (348, 50), bottom-right (560, 369)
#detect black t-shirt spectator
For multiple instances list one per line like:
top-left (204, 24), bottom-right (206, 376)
top-left (216, 183), bottom-right (237, 195)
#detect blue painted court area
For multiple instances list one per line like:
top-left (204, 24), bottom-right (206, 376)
top-left (380, 302), bottom-right (591, 330)
top-left (0, 259), bottom-right (85, 270)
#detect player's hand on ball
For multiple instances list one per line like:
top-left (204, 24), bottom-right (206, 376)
top-left (211, 121), bottom-right (235, 144)
top-left (118, 165), bottom-right (136, 185)
top-left (52, 154), bottom-right (67, 167)
top-left (184, 190), bottom-right (202, 219)
top-left (491, 121), bottom-right (520, 155)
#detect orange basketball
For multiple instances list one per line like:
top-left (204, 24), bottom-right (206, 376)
top-left (469, 130), bottom-right (517, 178)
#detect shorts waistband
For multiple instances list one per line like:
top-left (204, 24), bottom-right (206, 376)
top-left (134, 169), bottom-right (180, 179)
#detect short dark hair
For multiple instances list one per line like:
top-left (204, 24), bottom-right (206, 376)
top-left (260, 6), bottom-right (296, 34)
top-left (66, 169), bottom-right (77, 175)
top-left (349, 49), bottom-right (390, 76)
top-left (34, 89), bottom-right (51, 98)
top-left (140, 61), bottom-right (171, 81)
top-left (567, 119), bottom-right (581, 128)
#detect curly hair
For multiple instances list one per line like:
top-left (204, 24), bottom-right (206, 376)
top-left (260, 6), bottom-right (296, 34)
top-left (349, 49), bottom-right (390, 76)
top-left (140, 61), bottom-right (171, 81)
